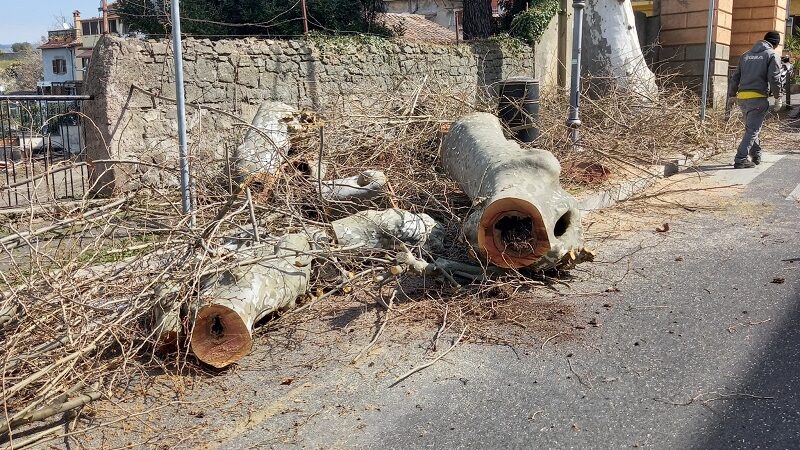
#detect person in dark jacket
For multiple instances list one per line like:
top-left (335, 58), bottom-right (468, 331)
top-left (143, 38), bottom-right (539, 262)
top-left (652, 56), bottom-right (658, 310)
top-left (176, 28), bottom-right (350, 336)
top-left (728, 31), bottom-right (782, 169)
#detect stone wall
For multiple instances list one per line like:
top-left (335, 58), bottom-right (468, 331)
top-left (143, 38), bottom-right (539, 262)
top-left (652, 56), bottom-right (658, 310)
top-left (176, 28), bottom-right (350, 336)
top-left (83, 35), bottom-right (536, 193)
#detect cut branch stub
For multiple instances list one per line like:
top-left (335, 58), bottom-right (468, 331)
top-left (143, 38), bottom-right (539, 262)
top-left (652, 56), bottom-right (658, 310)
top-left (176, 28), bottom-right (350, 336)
top-left (441, 113), bottom-right (585, 269)
top-left (191, 234), bottom-right (312, 368)
top-left (320, 170), bottom-right (388, 202)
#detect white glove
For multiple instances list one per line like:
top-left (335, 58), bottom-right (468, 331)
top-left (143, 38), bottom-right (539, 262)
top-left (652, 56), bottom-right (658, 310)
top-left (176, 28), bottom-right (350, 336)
top-left (771, 97), bottom-right (784, 113)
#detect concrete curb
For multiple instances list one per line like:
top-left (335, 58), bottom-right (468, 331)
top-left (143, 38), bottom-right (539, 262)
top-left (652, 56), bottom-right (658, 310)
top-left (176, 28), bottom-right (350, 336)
top-left (578, 175), bottom-right (658, 212)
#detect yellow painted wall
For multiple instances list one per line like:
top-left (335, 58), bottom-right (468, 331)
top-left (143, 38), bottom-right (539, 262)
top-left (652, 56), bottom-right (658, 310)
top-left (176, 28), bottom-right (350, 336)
top-left (633, 1), bottom-right (654, 16)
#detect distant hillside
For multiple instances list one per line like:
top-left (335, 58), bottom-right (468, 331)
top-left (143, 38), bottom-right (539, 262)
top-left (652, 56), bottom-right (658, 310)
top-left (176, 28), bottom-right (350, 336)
top-left (0, 45), bottom-right (13, 53)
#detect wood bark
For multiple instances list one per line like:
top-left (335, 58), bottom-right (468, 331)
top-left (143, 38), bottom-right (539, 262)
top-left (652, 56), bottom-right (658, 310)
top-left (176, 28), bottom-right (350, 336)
top-left (441, 113), bottom-right (586, 269)
top-left (319, 170), bottom-right (388, 202)
top-left (233, 101), bottom-right (298, 179)
top-left (190, 234), bottom-right (312, 368)
top-left (582, 0), bottom-right (657, 100)
top-left (331, 209), bottom-right (443, 251)
top-left (463, 0), bottom-right (494, 40)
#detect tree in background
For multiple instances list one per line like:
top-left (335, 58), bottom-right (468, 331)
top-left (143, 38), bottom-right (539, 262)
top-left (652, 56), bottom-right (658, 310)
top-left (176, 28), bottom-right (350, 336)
top-left (462, 0), bottom-right (494, 40)
top-left (11, 43), bottom-right (33, 53)
top-left (3, 51), bottom-right (43, 91)
top-left (117, 0), bottom-right (390, 37)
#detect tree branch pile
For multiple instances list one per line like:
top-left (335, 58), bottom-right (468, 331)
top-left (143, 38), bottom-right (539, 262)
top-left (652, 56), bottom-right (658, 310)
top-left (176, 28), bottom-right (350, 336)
top-left (0, 74), bottom-right (738, 446)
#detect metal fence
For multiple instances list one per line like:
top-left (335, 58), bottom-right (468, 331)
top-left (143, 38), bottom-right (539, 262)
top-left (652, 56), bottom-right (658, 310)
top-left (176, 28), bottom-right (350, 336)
top-left (0, 95), bottom-right (91, 209)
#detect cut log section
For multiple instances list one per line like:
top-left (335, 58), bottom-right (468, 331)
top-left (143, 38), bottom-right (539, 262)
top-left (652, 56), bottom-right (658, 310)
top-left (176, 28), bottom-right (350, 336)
top-left (191, 234), bottom-right (312, 368)
top-left (441, 113), bottom-right (585, 269)
top-left (320, 170), bottom-right (388, 202)
top-left (332, 209), bottom-right (444, 251)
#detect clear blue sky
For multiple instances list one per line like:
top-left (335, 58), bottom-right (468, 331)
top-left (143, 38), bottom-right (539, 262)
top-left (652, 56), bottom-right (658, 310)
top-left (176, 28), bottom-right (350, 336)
top-left (0, 0), bottom-right (104, 45)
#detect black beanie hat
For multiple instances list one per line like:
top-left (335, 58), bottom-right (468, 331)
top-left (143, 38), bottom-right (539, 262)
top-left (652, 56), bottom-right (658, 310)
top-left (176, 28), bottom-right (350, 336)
top-left (765, 31), bottom-right (781, 48)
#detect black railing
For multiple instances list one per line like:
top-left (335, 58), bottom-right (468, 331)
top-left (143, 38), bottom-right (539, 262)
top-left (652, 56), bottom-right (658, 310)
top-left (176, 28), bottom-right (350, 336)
top-left (0, 95), bottom-right (91, 209)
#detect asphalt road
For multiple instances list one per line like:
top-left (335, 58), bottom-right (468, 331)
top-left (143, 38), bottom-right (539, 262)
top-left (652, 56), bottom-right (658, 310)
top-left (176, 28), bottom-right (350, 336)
top-left (200, 151), bottom-right (800, 450)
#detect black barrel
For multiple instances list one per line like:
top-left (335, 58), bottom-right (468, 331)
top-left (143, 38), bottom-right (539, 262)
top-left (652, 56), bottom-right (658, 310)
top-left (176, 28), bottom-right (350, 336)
top-left (498, 77), bottom-right (540, 143)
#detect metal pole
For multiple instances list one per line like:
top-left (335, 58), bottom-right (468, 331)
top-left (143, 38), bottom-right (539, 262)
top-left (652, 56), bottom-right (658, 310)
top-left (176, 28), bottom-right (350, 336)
top-left (455, 9), bottom-right (461, 44)
top-left (566, 0), bottom-right (585, 146)
top-left (170, 0), bottom-right (193, 222)
top-left (300, 0), bottom-right (309, 35)
top-left (699, 0), bottom-right (716, 122)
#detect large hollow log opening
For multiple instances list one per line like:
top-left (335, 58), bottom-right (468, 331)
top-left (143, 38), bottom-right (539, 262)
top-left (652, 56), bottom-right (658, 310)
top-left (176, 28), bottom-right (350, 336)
top-left (494, 214), bottom-right (536, 256)
top-left (478, 199), bottom-right (551, 269)
top-left (191, 305), bottom-right (252, 369)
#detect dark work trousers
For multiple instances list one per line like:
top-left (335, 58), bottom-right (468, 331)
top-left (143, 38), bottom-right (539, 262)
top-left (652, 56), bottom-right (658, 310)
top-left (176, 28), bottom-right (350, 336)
top-left (735, 97), bottom-right (769, 163)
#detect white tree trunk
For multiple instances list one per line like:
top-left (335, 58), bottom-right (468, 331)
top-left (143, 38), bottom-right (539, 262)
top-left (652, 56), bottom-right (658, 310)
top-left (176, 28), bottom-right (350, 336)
top-left (582, 0), bottom-right (657, 100)
top-left (190, 234), bottom-right (312, 368)
top-left (441, 113), bottom-right (587, 269)
top-left (233, 101), bottom-right (299, 179)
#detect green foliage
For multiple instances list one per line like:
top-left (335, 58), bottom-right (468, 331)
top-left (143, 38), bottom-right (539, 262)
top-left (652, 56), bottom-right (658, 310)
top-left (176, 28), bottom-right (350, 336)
top-left (117, 0), bottom-right (391, 38)
top-left (508, 0), bottom-right (560, 45)
top-left (785, 34), bottom-right (800, 54)
top-left (11, 42), bottom-right (33, 53)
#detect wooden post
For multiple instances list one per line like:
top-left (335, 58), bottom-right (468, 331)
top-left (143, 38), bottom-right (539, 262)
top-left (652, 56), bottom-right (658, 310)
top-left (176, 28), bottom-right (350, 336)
top-left (301, 0), bottom-right (309, 35)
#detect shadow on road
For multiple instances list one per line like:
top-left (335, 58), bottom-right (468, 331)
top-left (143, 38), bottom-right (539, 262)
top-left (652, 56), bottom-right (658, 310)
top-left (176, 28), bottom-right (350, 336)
top-left (693, 289), bottom-right (800, 448)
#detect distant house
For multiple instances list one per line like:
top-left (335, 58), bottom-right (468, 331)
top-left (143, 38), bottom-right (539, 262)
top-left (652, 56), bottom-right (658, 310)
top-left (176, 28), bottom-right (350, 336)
top-left (39, 28), bottom-right (81, 94)
top-left (38, 2), bottom-right (127, 94)
top-left (383, 1), bottom-right (501, 38)
top-left (75, 2), bottom-right (128, 74)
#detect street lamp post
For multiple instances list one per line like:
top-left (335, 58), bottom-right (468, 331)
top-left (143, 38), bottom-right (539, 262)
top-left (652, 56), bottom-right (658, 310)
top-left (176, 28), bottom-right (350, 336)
top-left (566, 0), bottom-right (586, 147)
top-left (699, 0), bottom-right (717, 122)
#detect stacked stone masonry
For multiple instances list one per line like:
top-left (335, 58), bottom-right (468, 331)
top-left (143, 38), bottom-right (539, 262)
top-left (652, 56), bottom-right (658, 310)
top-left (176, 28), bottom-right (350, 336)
top-left (83, 36), bottom-right (535, 193)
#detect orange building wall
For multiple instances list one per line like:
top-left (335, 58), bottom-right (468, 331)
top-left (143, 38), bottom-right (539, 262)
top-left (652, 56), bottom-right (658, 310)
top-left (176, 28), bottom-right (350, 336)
top-left (730, 0), bottom-right (788, 60)
top-left (659, 0), bottom-right (733, 46)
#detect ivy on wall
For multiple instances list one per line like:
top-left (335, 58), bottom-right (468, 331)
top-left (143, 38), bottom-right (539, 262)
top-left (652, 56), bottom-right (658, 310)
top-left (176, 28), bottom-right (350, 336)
top-left (508, 0), bottom-right (561, 45)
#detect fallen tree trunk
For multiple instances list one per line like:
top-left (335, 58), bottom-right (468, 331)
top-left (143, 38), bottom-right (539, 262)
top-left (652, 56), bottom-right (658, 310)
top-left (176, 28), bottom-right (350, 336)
top-left (332, 209), bottom-right (443, 251)
top-left (441, 113), bottom-right (586, 269)
top-left (190, 234), bottom-right (312, 368)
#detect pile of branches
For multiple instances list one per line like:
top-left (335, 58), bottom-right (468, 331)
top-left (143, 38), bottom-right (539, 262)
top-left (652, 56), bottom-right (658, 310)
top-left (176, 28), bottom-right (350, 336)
top-left (537, 77), bottom-right (739, 188)
top-left (0, 75), bottom-right (735, 447)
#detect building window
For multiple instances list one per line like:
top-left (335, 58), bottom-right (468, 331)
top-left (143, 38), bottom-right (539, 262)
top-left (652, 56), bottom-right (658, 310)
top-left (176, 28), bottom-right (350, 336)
top-left (52, 58), bottom-right (67, 75)
top-left (83, 20), bottom-right (101, 35)
top-left (109, 19), bottom-right (118, 34)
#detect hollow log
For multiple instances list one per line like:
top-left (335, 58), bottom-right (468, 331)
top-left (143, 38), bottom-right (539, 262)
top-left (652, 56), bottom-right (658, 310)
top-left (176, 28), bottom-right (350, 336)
top-left (441, 113), bottom-right (585, 269)
top-left (234, 101), bottom-right (298, 179)
top-left (332, 209), bottom-right (443, 251)
top-left (190, 234), bottom-right (312, 368)
top-left (320, 170), bottom-right (388, 202)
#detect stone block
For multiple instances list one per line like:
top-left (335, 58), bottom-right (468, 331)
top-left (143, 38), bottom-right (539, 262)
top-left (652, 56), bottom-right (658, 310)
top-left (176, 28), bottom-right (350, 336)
top-left (238, 66), bottom-right (259, 88)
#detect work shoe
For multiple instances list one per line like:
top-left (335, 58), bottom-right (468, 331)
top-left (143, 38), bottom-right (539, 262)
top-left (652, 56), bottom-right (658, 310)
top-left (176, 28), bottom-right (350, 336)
top-left (751, 156), bottom-right (761, 165)
top-left (734, 160), bottom-right (756, 169)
